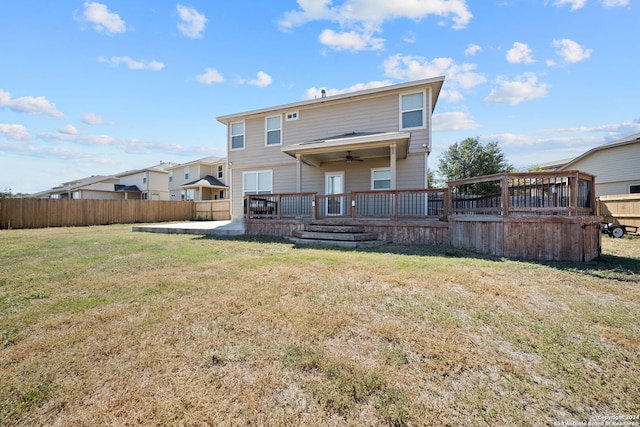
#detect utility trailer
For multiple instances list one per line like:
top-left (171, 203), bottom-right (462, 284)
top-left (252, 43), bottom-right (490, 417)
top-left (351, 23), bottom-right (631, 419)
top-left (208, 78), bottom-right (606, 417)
top-left (601, 222), bottom-right (639, 238)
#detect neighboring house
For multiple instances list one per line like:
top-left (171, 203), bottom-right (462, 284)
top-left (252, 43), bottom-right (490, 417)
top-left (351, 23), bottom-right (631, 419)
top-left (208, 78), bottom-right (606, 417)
top-left (31, 162), bottom-right (177, 200)
top-left (538, 133), bottom-right (640, 197)
top-left (32, 175), bottom-right (122, 199)
top-left (117, 162), bottom-right (178, 201)
top-left (216, 77), bottom-right (445, 220)
top-left (165, 156), bottom-right (228, 201)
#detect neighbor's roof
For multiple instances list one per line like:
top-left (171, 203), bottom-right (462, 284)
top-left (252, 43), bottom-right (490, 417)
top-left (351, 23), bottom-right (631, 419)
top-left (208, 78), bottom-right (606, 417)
top-left (216, 76), bottom-right (446, 123)
top-left (116, 162), bottom-right (178, 177)
top-left (182, 175), bottom-right (227, 188)
top-left (114, 184), bottom-right (141, 192)
top-left (165, 156), bottom-right (226, 170)
top-left (559, 132), bottom-right (640, 170)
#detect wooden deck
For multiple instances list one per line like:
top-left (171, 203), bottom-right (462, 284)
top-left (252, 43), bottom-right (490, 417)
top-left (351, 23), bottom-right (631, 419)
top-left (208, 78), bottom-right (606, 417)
top-left (243, 171), bottom-right (602, 262)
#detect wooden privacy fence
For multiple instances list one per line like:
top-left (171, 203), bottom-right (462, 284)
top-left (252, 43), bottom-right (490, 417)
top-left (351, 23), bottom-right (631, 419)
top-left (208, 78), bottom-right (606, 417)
top-left (597, 194), bottom-right (640, 228)
top-left (193, 200), bottom-right (231, 221)
top-left (0, 199), bottom-right (230, 229)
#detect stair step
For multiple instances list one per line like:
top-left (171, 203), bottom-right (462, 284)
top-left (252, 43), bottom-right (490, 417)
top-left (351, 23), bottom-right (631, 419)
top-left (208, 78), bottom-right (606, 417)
top-left (288, 237), bottom-right (387, 249)
top-left (306, 224), bottom-right (365, 233)
top-left (310, 219), bottom-right (356, 226)
top-left (292, 230), bottom-right (378, 241)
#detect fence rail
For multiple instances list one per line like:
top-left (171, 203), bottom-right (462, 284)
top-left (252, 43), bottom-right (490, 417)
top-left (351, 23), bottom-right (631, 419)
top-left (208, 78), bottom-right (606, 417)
top-left (0, 199), bottom-right (229, 229)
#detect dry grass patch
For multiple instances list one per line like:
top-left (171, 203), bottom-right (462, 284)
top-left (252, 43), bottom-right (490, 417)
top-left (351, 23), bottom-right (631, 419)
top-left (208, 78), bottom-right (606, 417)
top-left (1, 225), bottom-right (639, 426)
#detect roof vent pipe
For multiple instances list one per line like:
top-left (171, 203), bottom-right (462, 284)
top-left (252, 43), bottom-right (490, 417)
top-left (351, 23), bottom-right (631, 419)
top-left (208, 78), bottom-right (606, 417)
top-left (321, 89), bottom-right (326, 98)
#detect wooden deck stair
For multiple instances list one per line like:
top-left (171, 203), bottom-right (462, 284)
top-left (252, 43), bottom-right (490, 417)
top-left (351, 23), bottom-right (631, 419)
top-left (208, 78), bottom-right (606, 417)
top-left (288, 220), bottom-right (386, 248)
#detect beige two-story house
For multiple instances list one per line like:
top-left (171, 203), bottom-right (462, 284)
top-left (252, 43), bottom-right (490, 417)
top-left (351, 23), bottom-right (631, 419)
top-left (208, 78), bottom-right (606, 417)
top-left (166, 156), bottom-right (228, 201)
top-left (116, 162), bottom-right (177, 200)
top-left (216, 77), bottom-right (445, 220)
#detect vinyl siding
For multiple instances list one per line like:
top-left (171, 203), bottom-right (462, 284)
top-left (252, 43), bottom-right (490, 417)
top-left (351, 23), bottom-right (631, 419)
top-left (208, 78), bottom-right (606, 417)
top-left (564, 143), bottom-right (640, 196)
top-left (227, 90), bottom-right (433, 170)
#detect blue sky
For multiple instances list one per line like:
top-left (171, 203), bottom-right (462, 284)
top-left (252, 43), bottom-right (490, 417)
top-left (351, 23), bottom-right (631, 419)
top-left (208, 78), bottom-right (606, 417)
top-left (1, 0), bottom-right (638, 194)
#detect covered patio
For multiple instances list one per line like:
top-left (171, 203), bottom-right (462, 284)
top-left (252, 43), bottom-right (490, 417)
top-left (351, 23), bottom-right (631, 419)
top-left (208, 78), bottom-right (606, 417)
top-left (182, 175), bottom-right (228, 201)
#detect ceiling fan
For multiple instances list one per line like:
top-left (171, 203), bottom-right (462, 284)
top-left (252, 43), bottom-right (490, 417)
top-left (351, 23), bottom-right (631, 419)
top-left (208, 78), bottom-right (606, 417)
top-left (345, 151), bottom-right (363, 163)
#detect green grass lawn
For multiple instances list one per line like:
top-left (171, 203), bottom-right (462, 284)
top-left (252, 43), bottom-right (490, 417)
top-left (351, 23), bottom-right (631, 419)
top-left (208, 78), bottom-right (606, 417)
top-left (1, 225), bottom-right (639, 426)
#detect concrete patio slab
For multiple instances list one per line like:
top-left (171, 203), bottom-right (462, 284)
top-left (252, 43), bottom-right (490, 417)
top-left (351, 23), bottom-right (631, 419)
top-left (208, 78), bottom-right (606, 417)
top-left (132, 220), bottom-right (245, 236)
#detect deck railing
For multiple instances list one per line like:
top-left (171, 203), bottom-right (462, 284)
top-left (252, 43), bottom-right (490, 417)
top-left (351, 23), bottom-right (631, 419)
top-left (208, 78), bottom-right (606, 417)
top-left (448, 171), bottom-right (595, 217)
top-left (244, 189), bottom-right (448, 220)
top-left (244, 171), bottom-right (596, 221)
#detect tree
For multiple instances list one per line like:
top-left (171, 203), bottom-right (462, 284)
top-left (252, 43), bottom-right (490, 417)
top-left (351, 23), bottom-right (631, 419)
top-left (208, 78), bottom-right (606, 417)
top-left (437, 137), bottom-right (513, 183)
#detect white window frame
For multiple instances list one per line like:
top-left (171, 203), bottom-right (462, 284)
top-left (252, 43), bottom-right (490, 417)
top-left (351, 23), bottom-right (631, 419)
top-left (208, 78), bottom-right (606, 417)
top-left (265, 115), bottom-right (282, 146)
top-left (143, 172), bottom-right (147, 184)
top-left (285, 111), bottom-right (299, 121)
top-left (629, 183), bottom-right (640, 194)
top-left (371, 168), bottom-right (392, 190)
top-left (243, 170), bottom-right (273, 195)
top-left (217, 165), bottom-right (223, 179)
top-left (168, 171), bottom-right (173, 183)
top-left (399, 90), bottom-right (426, 130)
top-left (184, 166), bottom-right (190, 180)
top-left (230, 121), bottom-right (245, 150)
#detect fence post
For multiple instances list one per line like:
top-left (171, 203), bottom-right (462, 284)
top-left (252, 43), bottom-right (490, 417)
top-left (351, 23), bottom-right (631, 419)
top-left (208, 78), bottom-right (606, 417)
top-left (501, 175), bottom-right (510, 216)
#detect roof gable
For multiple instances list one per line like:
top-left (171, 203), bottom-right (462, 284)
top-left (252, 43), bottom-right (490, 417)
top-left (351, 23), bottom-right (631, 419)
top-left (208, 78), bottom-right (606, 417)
top-left (560, 133), bottom-right (640, 170)
top-left (216, 77), bottom-right (445, 124)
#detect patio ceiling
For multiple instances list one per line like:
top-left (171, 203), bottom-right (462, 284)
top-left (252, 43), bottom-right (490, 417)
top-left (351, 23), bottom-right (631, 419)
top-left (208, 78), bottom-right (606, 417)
top-left (281, 131), bottom-right (411, 167)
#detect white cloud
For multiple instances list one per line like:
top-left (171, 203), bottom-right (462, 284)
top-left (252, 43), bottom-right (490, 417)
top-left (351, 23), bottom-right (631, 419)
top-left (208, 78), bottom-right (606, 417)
top-left (484, 72), bottom-right (550, 105)
top-left (196, 68), bottom-right (224, 85)
top-left (540, 118), bottom-right (640, 136)
top-left (432, 112), bottom-right (481, 132)
top-left (247, 71), bottom-right (273, 88)
top-left (0, 124), bottom-right (30, 140)
top-left (80, 2), bottom-right (126, 34)
top-left (81, 112), bottom-right (106, 125)
top-left (403, 31), bottom-right (417, 44)
top-left (552, 39), bottom-right (592, 63)
top-left (383, 54), bottom-right (486, 102)
top-left (176, 4), bottom-right (208, 38)
top-left (465, 44), bottom-right (482, 56)
top-left (552, 0), bottom-right (588, 10)
top-left (601, 0), bottom-right (628, 6)
top-left (279, 0), bottom-right (472, 51)
top-left (319, 28), bottom-right (385, 51)
top-left (303, 80), bottom-right (393, 100)
top-left (98, 56), bottom-right (164, 70)
top-left (0, 89), bottom-right (64, 118)
top-left (506, 42), bottom-right (535, 64)
top-left (551, 0), bottom-right (627, 8)
top-left (59, 124), bottom-right (78, 135)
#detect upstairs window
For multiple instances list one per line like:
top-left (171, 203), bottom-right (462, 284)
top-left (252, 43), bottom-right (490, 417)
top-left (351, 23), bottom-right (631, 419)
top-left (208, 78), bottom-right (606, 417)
top-left (231, 121), bottom-right (244, 150)
top-left (266, 115), bottom-right (282, 145)
top-left (169, 171), bottom-right (173, 183)
top-left (400, 92), bottom-right (425, 130)
top-left (143, 172), bottom-right (147, 184)
top-left (184, 166), bottom-right (190, 180)
top-left (217, 165), bottom-right (223, 179)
